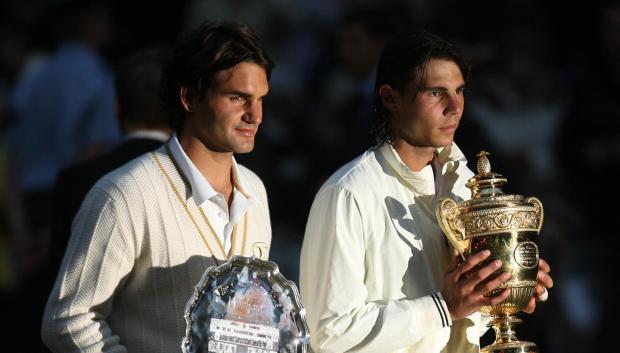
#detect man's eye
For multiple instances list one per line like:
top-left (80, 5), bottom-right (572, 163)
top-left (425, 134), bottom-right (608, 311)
top-left (429, 90), bottom-right (443, 97)
top-left (230, 95), bottom-right (244, 102)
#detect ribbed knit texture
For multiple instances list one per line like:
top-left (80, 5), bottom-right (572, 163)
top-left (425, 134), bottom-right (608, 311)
top-left (42, 146), bottom-right (271, 353)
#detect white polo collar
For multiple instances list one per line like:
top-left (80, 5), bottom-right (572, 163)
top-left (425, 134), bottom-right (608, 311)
top-left (378, 142), bottom-right (468, 194)
top-left (167, 134), bottom-right (255, 208)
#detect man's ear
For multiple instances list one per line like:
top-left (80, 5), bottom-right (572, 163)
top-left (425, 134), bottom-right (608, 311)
top-left (180, 86), bottom-right (194, 113)
top-left (379, 84), bottom-right (399, 112)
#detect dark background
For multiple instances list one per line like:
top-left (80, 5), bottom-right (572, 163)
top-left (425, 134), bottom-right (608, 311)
top-left (1, 0), bottom-right (617, 352)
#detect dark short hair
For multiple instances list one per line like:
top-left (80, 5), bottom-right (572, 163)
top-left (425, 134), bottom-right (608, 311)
top-left (116, 47), bottom-right (170, 128)
top-left (372, 30), bottom-right (470, 145)
top-left (161, 22), bottom-right (274, 132)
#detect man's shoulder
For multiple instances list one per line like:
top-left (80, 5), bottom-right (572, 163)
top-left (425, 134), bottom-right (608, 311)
top-left (93, 152), bottom-right (159, 193)
top-left (319, 148), bottom-right (381, 193)
top-left (74, 151), bottom-right (168, 226)
top-left (61, 141), bottom-right (161, 191)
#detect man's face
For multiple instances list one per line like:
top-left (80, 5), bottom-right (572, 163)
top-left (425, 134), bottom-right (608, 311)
top-left (184, 62), bottom-right (269, 154)
top-left (389, 58), bottom-right (465, 149)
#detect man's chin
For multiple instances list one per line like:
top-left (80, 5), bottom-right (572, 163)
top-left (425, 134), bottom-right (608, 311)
top-left (233, 145), bottom-right (255, 154)
top-left (436, 136), bottom-right (455, 148)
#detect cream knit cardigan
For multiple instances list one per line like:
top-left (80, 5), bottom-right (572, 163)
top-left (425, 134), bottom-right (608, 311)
top-left (42, 146), bottom-right (272, 353)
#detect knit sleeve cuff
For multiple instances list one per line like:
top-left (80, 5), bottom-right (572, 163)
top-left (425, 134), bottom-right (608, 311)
top-left (431, 292), bottom-right (452, 328)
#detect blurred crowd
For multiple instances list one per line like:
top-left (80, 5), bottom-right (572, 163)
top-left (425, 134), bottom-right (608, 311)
top-left (0, 0), bottom-right (617, 352)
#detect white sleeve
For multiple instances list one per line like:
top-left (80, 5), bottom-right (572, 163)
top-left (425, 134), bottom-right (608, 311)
top-left (300, 185), bottom-right (451, 353)
top-left (42, 185), bottom-right (135, 353)
top-left (478, 313), bottom-right (492, 336)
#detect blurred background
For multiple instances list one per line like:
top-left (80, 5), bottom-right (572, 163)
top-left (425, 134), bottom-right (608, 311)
top-left (0, 0), bottom-right (617, 352)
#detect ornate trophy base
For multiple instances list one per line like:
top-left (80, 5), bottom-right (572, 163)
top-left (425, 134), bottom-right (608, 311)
top-left (481, 342), bottom-right (538, 353)
top-left (481, 316), bottom-right (539, 353)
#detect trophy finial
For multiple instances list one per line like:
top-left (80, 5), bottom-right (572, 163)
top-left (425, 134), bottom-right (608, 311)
top-left (467, 150), bottom-right (507, 198)
top-left (477, 151), bottom-right (492, 175)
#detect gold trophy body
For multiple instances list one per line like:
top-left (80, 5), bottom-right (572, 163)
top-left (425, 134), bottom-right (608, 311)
top-left (436, 152), bottom-right (543, 353)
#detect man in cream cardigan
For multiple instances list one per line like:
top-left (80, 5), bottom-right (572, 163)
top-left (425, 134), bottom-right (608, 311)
top-left (42, 22), bottom-right (274, 353)
top-left (300, 30), bottom-right (554, 352)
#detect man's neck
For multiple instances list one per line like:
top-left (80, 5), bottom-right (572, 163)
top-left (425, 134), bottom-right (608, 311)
top-left (392, 139), bottom-right (436, 172)
top-left (122, 123), bottom-right (172, 141)
top-left (179, 136), bottom-right (234, 202)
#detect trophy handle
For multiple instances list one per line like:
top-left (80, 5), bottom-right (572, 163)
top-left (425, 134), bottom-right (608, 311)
top-left (436, 197), bottom-right (467, 260)
top-left (526, 197), bottom-right (544, 233)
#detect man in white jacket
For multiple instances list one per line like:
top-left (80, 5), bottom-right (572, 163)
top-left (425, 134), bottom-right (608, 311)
top-left (300, 30), bottom-right (553, 352)
top-left (42, 22), bottom-right (274, 353)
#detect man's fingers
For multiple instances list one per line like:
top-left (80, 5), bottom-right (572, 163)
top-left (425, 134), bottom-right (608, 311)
top-left (523, 296), bottom-right (536, 314)
top-left (535, 284), bottom-right (549, 302)
top-left (447, 248), bottom-right (461, 272)
top-left (538, 259), bottom-right (550, 273)
top-left (473, 271), bottom-right (511, 295)
top-left (463, 259), bottom-right (503, 288)
top-left (534, 284), bottom-right (545, 296)
top-left (480, 288), bottom-right (511, 307)
top-left (460, 250), bottom-right (491, 274)
top-left (537, 270), bottom-right (554, 289)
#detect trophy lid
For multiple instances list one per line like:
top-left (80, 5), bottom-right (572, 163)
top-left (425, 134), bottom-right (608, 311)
top-left (466, 151), bottom-right (508, 198)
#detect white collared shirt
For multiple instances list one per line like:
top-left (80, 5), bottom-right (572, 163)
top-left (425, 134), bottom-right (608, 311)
top-left (168, 134), bottom-right (255, 253)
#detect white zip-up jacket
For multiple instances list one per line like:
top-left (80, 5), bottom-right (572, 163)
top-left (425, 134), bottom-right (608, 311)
top-left (300, 142), bottom-right (489, 353)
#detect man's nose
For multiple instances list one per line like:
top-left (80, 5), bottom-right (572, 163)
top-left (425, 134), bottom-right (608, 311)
top-left (444, 94), bottom-right (463, 116)
top-left (243, 100), bottom-right (262, 124)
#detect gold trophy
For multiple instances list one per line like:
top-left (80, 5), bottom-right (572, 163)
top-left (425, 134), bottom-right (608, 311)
top-left (436, 151), bottom-right (543, 353)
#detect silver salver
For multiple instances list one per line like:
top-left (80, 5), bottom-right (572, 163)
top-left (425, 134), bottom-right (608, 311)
top-left (182, 256), bottom-right (310, 353)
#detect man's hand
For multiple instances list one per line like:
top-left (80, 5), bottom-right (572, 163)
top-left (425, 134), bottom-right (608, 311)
top-left (523, 259), bottom-right (553, 314)
top-left (442, 249), bottom-right (512, 321)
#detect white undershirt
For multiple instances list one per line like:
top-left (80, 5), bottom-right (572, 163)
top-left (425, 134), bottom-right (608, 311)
top-left (168, 134), bottom-right (255, 253)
